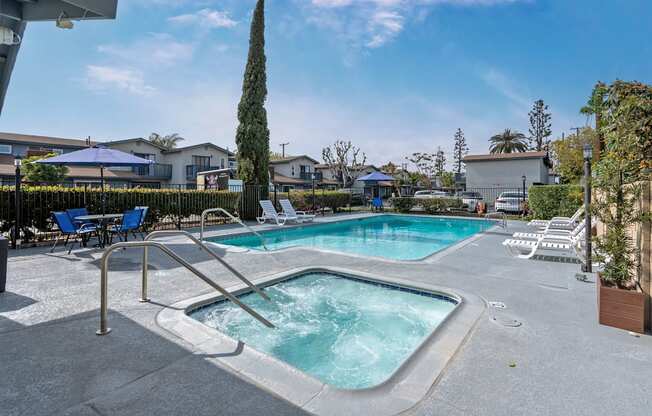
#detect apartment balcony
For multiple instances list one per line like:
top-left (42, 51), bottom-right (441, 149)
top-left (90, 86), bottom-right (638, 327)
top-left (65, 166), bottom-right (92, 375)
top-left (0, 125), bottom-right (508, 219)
top-left (299, 171), bottom-right (322, 181)
top-left (186, 165), bottom-right (219, 181)
top-left (132, 163), bottom-right (173, 179)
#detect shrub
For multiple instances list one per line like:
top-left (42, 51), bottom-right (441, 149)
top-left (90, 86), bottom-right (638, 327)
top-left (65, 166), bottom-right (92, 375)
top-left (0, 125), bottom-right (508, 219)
top-left (528, 185), bottom-right (583, 220)
top-left (391, 197), bottom-right (416, 213)
top-left (0, 186), bottom-right (241, 238)
top-left (274, 190), bottom-right (351, 213)
top-left (420, 197), bottom-right (463, 214)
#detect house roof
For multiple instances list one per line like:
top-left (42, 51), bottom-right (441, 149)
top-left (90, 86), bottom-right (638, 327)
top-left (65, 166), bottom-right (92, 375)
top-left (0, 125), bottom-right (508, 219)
top-left (463, 151), bottom-right (548, 162)
top-left (0, 132), bottom-right (95, 148)
top-left (105, 138), bottom-right (235, 155)
top-left (269, 155), bottom-right (320, 164)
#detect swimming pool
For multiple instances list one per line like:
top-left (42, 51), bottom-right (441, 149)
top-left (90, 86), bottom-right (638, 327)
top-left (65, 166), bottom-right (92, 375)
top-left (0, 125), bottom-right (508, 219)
top-left (212, 214), bottom-right (493, 260)
top-left (189, 271), bottom-right (458, 389)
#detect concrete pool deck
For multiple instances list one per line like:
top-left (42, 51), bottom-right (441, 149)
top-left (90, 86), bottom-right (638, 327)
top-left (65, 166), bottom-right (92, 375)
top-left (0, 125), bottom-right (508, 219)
top-left (2, 213), bottom-right (651, 415)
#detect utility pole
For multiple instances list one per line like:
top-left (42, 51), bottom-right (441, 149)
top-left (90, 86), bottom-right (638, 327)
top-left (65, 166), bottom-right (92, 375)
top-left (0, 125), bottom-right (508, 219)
top-left (279, 142), bottom-right (289, 158)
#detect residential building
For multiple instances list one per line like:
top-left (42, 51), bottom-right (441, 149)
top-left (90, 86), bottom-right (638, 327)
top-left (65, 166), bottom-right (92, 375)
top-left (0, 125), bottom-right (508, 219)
top-left (104, 139), bottom-right (234, 188)
top-left (0, 132), bottom-right (234, 188)
top-left (463, 151), bottom-right (553, 189)
top-left (270, 156), bottom-right (338, 191)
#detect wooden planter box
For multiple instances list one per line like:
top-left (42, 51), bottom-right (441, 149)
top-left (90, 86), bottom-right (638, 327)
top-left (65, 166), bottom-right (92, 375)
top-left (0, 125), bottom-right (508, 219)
top-left (598, 276), bottom-right (646, 333)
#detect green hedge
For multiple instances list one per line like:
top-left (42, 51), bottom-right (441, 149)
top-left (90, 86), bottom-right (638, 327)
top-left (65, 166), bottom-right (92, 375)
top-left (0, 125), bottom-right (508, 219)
top-left (0, 186), bottom-right (241, 236)
top-left (390, 197), bottom-right (463, 214)
top-left (421, 197), bottom-right (464, 214)
top-left (528, 185), bottom-right (583, 220)
top-left (275, 190), bottom-right (351, 213)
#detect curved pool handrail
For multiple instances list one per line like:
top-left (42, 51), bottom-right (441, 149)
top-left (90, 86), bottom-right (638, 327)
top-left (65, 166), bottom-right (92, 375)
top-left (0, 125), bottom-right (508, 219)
top-left (97, 241), bottom-right (275, 336)
top-left (144, 230), bottom-right (270, 301)
top-left (200, 207), bottom-right (268, 250)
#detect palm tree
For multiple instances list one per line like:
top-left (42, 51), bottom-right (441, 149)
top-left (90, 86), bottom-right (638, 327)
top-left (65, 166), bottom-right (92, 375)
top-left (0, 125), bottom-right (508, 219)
top-left (148, 133), bottom-right (185, 150)
top-left (489, 129), bottom-right (529, 154)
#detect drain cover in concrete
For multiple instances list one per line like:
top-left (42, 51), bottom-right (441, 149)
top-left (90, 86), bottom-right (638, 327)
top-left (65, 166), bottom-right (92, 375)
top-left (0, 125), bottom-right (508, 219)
top-left (491, 316), bottom-right (522, 327)
top-left (488, 301), bottom-right (507, 309)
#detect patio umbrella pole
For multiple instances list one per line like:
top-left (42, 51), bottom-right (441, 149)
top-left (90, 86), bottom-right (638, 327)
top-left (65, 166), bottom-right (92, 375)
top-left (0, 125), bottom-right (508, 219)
top-left (100, 165), bottom-right (105, 216)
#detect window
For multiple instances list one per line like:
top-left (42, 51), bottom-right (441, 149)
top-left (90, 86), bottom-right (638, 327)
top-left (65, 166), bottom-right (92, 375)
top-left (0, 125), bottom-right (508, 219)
top-left (220, 158), bottom-right (225, 169)
top-left (0, 144), bottom-right (13, 154)
top-left (291, 166), bottom-right (295, 176)
top-left (192, 155), bottom-right (211, 168)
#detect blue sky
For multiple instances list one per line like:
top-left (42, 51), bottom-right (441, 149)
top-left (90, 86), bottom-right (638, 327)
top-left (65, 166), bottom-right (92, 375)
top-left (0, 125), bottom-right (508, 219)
top-left (1, 0), bottom-right (651, 166)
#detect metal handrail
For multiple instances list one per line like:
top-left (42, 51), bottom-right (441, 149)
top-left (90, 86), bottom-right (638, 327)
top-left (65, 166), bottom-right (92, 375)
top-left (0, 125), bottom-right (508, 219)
top-left (200, 208), bottom-right (268, 250)
top-left (96, 241), bottom-right (275, 336)
top-left (143, 230), bottom-right (270, 301)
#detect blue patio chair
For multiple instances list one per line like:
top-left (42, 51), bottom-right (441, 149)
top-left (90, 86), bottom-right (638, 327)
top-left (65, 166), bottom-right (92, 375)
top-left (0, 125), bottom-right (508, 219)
top-left (108, 209), bottom-right (143, 243)
top-left (51, 211), bottom-right (97, 254)
top-left (134, 206), bottom-right (149, 239)
top-left (372, 197), bottom-right (384, 212)
top-left (66, 208), bottom-right (91, 227)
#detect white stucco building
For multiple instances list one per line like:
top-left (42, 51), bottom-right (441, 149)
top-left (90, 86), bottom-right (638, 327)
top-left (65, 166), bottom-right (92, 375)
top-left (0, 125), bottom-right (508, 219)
top-left (463, 151), bottom-right (553, 189)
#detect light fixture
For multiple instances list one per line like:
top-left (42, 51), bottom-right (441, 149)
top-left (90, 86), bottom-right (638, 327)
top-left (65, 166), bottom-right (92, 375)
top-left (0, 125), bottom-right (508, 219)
top-left (583, 144), bottom-right (593, 161)
top-left (14, 157), bottom-right (22, 167)
top-left (56, 12), bottom-right (74, 30)
top-left (0, 26), bottom-right (21, 45)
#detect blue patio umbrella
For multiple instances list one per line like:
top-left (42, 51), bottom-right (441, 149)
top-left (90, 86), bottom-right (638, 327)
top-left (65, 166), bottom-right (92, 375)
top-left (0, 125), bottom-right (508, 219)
top-left (36, 146), bottom-right (154, 215)
top-left (356, 172), bottom-right (396, 182)
top-left (356, 171), bottom-right (396, 200)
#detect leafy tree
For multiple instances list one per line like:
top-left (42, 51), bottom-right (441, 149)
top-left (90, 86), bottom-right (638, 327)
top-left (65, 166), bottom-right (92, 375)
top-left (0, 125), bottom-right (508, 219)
top-left (550, 128), bottom-right (595, 184)
top-left (580, 81), bottom-right (607, 157)
top-left (489, 129), bottom-right (528, 154)
top-left (434, 146), bottom-right (446, 176)
top-left (235, 0), bottom-right (270, 185)
top-left (440, 171), bottom-right (455, 188)
top-left (148, 133), bottom-right (184, 150)
top-left (405, 152), bottom-right (435, 179)
top-left (269, 150), bottom-right (284, 161)
top-left (322, 140), bottom-right (367, 188)
top-left (22, 153), bottom-right (68, 183)
top-left (528, 99), bottom-right (552, 151)
top-left (380, 162), bottom-right (398, 174)
top-left (452, 128), bottom-right (468, 174)
top-left (592, 80), bottom-right (652, 287)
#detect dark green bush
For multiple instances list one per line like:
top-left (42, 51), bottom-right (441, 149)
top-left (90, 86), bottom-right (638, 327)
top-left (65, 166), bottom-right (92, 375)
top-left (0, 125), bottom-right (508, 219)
top-left (421, 197), bottom-right (464, 214)
top-left (0, 186), bottom-right (241, 236)
top-left (274, 190), bottom-right (351, 212)
top-left (528, 185), bottom-right (583, 220)
top-left (390, 197), bottom-right (416, 213)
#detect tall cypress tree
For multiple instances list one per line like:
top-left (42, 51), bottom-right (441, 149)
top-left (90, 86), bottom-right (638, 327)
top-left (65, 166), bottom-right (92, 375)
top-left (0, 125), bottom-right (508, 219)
top-left (528, 99), bottom-right (552, 151)
top-left (453, 128), bottom-right (468, 174)
top-left (236, 0), bottom-right (269, 185)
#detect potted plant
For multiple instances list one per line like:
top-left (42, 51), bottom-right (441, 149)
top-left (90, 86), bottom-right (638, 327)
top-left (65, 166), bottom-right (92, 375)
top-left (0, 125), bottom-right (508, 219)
top-left (591, 81), bottom-right (652, 333)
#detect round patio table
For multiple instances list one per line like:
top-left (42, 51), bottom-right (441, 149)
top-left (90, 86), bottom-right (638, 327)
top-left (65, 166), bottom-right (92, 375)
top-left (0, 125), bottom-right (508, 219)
top-left (74, 214), bottom-right (123, 248)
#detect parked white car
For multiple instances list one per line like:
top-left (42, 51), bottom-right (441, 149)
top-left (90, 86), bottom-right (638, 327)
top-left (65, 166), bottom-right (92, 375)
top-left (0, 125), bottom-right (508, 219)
top-left (495, 192), bottom-right (527, 213)
top-left (414, 190), bottom-right (448, 199)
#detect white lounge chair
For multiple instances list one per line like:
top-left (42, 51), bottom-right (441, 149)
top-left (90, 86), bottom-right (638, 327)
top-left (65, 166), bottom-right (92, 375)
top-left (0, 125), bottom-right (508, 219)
top-left (503, 229), bottom-right (585, 260)
top-left (279, 199), bottom-right (315, 222)
top-left (513, 221), bottom-right (585, 241)
top-left (257, 200), bottom-right (299, 225)
top-left (527, 206), bottom-right (584, 229)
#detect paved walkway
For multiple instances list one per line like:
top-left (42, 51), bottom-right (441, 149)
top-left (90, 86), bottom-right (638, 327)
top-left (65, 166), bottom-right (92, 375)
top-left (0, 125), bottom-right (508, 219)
top-left (1, 215), bottom-right (651, 415)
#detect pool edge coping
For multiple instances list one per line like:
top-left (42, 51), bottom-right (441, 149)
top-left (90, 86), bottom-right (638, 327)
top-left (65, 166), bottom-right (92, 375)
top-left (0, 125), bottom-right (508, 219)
top-left (203, 213), bottom-right (502, 264)
top-left (156, 266), bottom-right (486, 416)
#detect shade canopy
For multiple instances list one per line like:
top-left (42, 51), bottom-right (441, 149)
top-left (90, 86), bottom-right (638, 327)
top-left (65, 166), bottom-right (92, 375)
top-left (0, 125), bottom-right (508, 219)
top-left (36, 147), bottom-right (154, 167)
top-left (356, 172), bottom-right (396, 182)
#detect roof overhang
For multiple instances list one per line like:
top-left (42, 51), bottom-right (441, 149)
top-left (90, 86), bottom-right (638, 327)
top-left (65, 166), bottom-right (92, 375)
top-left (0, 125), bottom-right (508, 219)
top-left (0, 0), bottom-right (118, 115)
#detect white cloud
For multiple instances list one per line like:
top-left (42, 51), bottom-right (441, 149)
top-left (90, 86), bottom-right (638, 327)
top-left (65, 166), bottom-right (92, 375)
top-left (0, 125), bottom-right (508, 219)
top-left (97, 33), bottom-right (195, 68)
top-left (84, 66), bottom-right (156, 96)
top-left (168, 8), bottom-right (237, 29)
top-left (305, 0), bottom-right (526, 50)
top-left (480, 68), bottom-right (531, 110)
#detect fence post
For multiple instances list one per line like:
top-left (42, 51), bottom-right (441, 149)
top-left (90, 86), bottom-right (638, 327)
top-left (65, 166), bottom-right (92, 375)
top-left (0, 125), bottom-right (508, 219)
top-left (177, 184), bottom-right (182, 230)
top-left (274, 184), bottom-right (278, 208)
top-left (12, 161), bottom-right (21, 249)
top-left (322, 186), bottom-right (325, 216)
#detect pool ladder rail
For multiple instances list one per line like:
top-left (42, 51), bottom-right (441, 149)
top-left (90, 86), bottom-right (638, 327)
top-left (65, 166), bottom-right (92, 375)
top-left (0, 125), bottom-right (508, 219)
top-left (97, 232), bottom-right (274, 336)
top-left (200, 208), bottom-right (268, 250)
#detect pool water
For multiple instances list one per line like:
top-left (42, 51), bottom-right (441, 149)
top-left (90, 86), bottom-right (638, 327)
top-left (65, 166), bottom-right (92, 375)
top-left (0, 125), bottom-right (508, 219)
top-left (190, 272), bottom-right (458, 389)
top-left (214, 215), bottom-right (492, 260)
